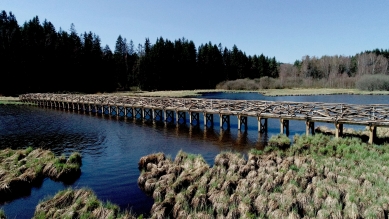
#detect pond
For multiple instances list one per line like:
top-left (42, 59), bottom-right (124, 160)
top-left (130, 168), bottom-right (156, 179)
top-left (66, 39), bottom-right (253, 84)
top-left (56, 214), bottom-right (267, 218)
top-left (0, 93), bottom-right (388, 218)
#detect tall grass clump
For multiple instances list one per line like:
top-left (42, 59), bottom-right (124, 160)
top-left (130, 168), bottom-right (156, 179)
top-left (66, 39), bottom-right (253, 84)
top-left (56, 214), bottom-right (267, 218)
top-left (0, 148), bottom-right (82, 202)
top-left (138, 134), bottom-right (389, 218)
top-left (356, 74), bottom-right (389, 91)
top-left (33, 188), bottom-right (138, 219)
top-left (0, 209), bottom-right (5, 219)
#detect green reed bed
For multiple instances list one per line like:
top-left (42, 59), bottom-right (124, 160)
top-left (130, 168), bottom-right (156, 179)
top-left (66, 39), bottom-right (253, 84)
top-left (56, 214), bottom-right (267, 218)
top-left (138, 134), bottom-right (389, 218)
top-left (0, 147), bottom-right (82, 203)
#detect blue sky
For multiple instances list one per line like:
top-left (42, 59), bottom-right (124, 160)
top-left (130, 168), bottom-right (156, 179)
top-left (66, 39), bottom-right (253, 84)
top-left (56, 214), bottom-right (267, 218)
top-left (2, 0), bottom-right (388, 63)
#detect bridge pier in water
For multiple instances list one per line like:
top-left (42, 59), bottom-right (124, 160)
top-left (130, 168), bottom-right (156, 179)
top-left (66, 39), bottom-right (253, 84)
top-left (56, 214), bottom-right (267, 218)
top-left (257, 117), bottom-right (268, 133)
top-left (220, 114), bottom-right (230, 130)
top-left (237, 115), bottom-right (248, 131)
top-left (204, 113), bottom-right (214, 127)
top-left (280, 118), bottom-right (289, 136)
top-left (305, 120), bottom-right (315, 136)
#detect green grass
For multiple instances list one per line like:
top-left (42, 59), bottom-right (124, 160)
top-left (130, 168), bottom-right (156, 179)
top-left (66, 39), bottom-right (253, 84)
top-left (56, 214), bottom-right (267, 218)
top-left (0, 209), bottom-right (6, 219)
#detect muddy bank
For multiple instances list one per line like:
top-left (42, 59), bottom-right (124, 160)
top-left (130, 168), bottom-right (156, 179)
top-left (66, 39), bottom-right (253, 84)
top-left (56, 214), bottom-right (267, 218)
top-left (33, 188), bottom-right (137, 219)
top-left (0, 148), bottom-right (82, 203)
top-left (138, 134), bottom-right (389, 218)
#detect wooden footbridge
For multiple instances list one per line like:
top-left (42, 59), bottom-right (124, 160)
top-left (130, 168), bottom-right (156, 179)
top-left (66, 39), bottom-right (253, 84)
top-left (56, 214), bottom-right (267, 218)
top-left (20, 93), bottom-right (389, 144)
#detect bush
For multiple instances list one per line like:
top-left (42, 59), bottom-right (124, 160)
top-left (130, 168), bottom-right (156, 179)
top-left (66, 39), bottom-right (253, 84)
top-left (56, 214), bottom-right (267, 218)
top-left (216, 78), bottom-right (260, 90)
top-left (268, 134), bottom-right (291, 148)
top-left (356, 74), bottom-right (389, 91)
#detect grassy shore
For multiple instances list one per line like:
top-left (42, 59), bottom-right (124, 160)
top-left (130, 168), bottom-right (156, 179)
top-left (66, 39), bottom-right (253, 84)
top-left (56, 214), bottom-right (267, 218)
top-left (108, 88), bottom-right (389, 98)
top-left (0, 147), bottom-right (82, 203)
top-left (138, 134), bottom-right (389, 218)
top-left (33, 188), bottom-right (138, 219)
top-left (0, 96), bottom-right (23, 105)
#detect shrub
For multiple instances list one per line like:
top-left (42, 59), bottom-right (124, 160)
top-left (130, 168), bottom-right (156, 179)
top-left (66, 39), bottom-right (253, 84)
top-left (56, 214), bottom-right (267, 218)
top-left (356, 74), bottom-right (389, 91)
top-left (268, 134), bottom-right (291, 148)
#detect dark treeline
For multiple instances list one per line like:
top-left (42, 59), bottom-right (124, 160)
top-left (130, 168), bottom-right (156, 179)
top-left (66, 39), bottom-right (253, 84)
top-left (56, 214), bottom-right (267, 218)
top-left (0, 11), bottom-right (278, 95)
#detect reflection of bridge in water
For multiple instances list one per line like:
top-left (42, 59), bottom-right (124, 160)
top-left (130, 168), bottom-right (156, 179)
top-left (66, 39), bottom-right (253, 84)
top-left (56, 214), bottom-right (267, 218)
top-left (20, 93), bottom-right (389, 144)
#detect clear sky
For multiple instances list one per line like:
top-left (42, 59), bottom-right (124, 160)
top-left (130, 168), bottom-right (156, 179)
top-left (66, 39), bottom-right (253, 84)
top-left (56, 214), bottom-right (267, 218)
top-left (2, 0), bottom-right (389, 63)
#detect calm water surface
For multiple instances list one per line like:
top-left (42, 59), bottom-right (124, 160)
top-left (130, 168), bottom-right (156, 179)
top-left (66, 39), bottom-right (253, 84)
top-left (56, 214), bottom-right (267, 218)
top-left (1, 93), bottom-right (388, 218)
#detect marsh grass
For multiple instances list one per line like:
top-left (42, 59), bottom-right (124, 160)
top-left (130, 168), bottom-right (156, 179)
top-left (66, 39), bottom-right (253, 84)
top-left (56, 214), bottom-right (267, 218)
top-left (0, 209), bottom-right (5, 219)
top-left (138, 134), bottom-right (389, 218)
top-left (34, 188), bottom-right (138, 219)
top-left (0, 148), bottom-right (82, 202)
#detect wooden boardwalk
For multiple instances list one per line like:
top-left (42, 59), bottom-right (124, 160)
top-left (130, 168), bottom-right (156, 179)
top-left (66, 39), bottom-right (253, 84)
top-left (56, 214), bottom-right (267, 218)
top-left (20, 93), bottom-right (389, 144)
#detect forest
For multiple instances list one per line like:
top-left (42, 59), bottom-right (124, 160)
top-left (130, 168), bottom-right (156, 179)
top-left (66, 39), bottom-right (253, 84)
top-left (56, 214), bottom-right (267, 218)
top-left (1, 10), bottom-right (388, 95)
top-left (0, 11), bottom-right (278, 95)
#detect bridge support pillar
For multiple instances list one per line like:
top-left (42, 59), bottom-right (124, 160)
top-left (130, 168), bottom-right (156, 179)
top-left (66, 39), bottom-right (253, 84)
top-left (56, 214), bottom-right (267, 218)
top-left (237, 115), bottom-right (247, 130)
top-left (204, 113), bottom-right (214, 127)
top-left (220, 114), bottom-right (230, 130)
top-left (164, 110), bottom-right (174, 124)
top-left (126, 107), bottom-right (132, 118)
top-left (335, 123), bottom-right (343, 138)
top-left (190, 112), bottom-right (199, 126)
top-left (280, 118), bottom-right (289, 136)
top-left (154, 110), bottom-right (161, 122)
top-left (368, 124), bottom-right (377, 144)
top-left (257, 117), bottom-right (268, 133)
top-left (144, 109), bottom-right (152, 121)
top-left (176, 111), bottom-right (186, 124)
top-left (133, 107), bottom-right (138, 119)
top-left (305, 120), bottom-right (315, 136)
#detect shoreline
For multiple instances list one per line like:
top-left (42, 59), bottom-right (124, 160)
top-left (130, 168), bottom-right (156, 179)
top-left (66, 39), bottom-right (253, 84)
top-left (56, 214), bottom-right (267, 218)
top-left (110, 88), bottom-right (389, 98)
top-left (2, 88), bottom-right (389, 100)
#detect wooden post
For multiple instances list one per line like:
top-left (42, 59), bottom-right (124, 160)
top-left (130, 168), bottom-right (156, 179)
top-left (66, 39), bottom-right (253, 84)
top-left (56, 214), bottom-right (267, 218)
top-left (257, 117), bottom-right (268, 133)
top-left (368, 124), bottom-right (377, 144)
top-left (280, 118), bottom-right (289, 135)
top-left (220, 114), bottom-right (230, 129)
top-left (305, 120), bottom-right (315, 136)
top-left (237, 115), bottom-right (241, 130)
top-left (335, 123), bottom-right (343, 138)
top-left (237, 115), bottom-right (247, 130)
top-left (238, 115), bottom-right (247, 130)
top-left (204, 113), bottom-right (214, 127)
top-left (190, 112), bottom-right (199, 126)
